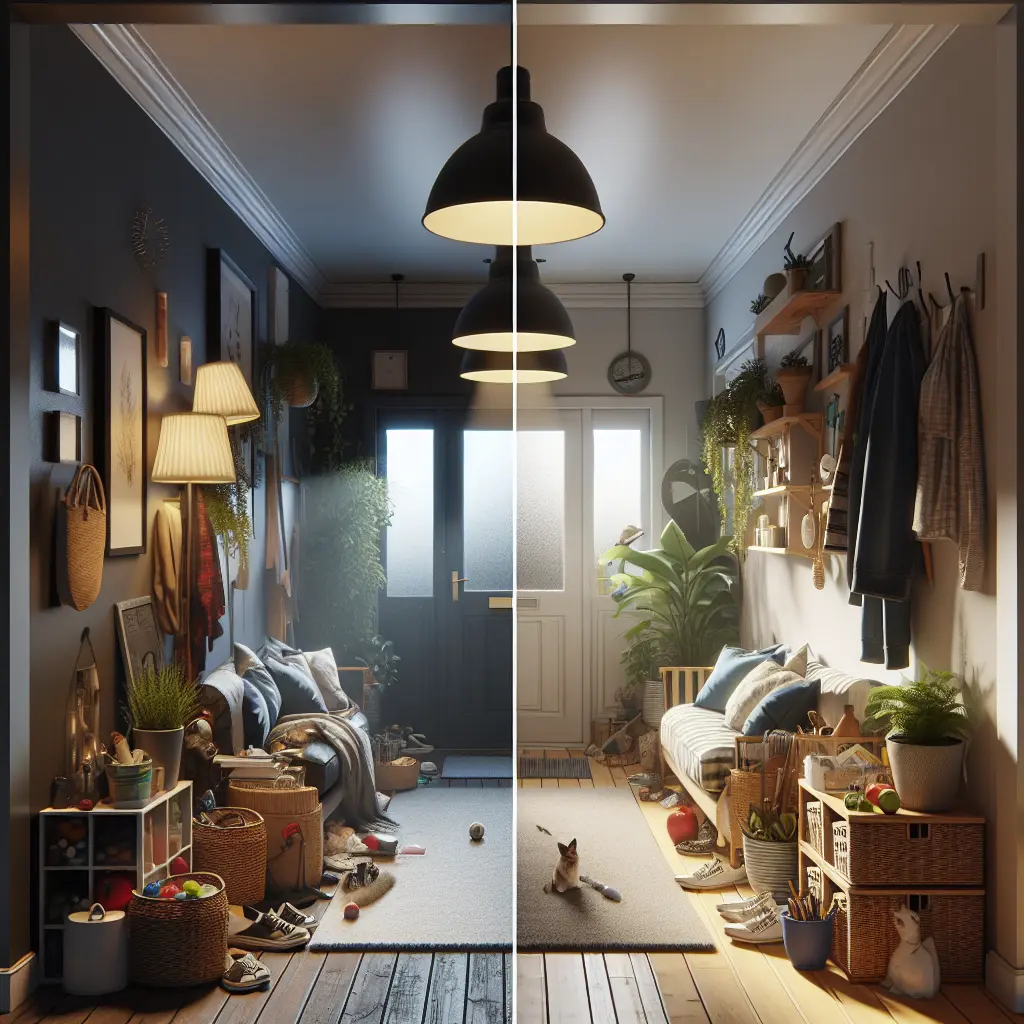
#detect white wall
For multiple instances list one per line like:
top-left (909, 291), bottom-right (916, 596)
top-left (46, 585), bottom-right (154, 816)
top-left (706, 25), bottom-right (1021, 984)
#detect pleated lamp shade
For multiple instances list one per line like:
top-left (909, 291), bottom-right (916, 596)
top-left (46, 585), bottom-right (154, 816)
top-left (152, 413), bottom-right (236, 484)
top-left (192, 361), bottom-right (260, 424)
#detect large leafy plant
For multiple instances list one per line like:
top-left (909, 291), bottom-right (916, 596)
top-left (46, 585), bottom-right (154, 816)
top-left (742, 799), bottom-right (797, 843)
top-left (601, 522), bottom-right (739, 667)
top-left (862, 667), bottom-right (971, 745)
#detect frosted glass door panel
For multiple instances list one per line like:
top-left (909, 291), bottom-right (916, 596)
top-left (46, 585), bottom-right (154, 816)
top-left (517, 431), bottom-right (565, 591)
top-left (463, 431), bottom-right (514, 592)
top-left (385, 429), bottom-right (434, 597)
top-left (593, 429), bottom-right (643, 561)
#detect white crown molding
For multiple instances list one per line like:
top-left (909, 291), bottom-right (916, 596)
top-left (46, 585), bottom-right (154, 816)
top-left (71, 24), bottom-right (329, 301)
top-left (700, 23), bottom-right (956, 304)
top-left (320, 280), bottom-right (704, 309)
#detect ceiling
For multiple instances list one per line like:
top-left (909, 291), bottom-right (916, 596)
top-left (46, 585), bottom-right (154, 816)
top-left (136, 22), bottom-right (891, 286)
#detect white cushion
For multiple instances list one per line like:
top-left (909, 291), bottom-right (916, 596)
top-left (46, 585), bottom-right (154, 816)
top-left (805, 660), bottom-right (882, 726)
top-left (233, 642), bottom-right (263, 676)
top-left (723, 646), bottom-right (808, 732)
top-left (302, 648), bottom-right (351, 711)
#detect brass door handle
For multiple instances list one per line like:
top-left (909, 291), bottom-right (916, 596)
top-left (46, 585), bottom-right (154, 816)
top-left (451, 570), bottom-right (468, 601)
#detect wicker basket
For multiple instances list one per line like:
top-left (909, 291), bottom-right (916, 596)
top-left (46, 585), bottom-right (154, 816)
top-left (127, 872), bottom-right (228, 987)
top-left (729, 768), bottom-right (765, 863)
top-left (742, 835), bottom-right (798, 902)
top-left (805, 801), bottom-right (824, 856)
top-left (192, 807), bottom-right (267, 906)
top-left (228, 782), bottom-right (323, 891)
top-left (61, 464), bottom-right (106, 611)
top-left (832, 821), bottom-right (850, 878)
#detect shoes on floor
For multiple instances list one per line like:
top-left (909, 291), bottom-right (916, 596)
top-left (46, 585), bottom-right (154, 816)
top-left (231, 907), bottom-right (310, 951)
top-left (675, 819), bottom-right (719, 856)
top-left (716, 890), bottom-right (775, 922)
top-left (221, 950), bottom-right (271, 993)
top-left (274, 902), bottom-right (317, 932)
top-left (724, 905), bottom-right (784, 944)
top-left (674, 856), bottom-right (748, 890)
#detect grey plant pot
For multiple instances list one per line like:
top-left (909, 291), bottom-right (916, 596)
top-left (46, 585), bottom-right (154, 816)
top-left (131, 727), bottom-right (184, 791)
top-left (886, 736), bottom-right (965, 812)
top-left (742, 835), bottom-right (798, 903)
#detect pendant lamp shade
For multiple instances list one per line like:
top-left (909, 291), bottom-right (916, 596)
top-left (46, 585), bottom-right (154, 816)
top-left (460, 348), bottom-right (568, 384)
top-left (152, 413), bottom-right (236, 484)
top-left (453, 246), bottom-right (575, 352)
top-left (423, 66), bottom-right (603, 247)
top-left (192, 360), bottom-right (261, 425)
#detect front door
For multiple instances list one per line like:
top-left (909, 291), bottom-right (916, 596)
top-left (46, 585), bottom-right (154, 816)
top-left (378, 408), bottom-right (513, 751)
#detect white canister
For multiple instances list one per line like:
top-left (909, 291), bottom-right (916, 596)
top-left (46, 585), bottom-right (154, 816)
top-left (63, 903), bottom-right (127, 995)
top-left (804, 755), bottom-right (827, 792)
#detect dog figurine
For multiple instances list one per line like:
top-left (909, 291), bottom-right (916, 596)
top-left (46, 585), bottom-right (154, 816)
top-left (544, 838), bottom-right (580, 894)
top-left (883, 904), bottom-right (940, 999)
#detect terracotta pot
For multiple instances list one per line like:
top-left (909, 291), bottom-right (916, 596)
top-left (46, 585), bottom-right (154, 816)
top-left (786, 267), bottom-right (808, 293)
top-left (777, 367), bottom-right (812, 413)
top-left (757, 400), bottom-right (784, 424)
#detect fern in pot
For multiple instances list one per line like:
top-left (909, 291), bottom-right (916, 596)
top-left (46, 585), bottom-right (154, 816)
top-left (741, 799), bottom-right (798, 902)
top-left (127, 663), bottom-right (200, 791)
top-left (862, 667), bottom-right (970, 811)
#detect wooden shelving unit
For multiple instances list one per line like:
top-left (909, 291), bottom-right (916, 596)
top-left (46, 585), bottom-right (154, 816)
top-left (754, 286), bottom-right (841, 339)
top-left (747, 545), bottom-right (811, 559)
top-left (750, 413), bottom-right (823, 443)
top-left (814, 363), bottom-right (856, 392)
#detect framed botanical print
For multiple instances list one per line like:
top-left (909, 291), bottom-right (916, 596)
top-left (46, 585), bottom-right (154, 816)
top-left (95, 308), bottom-right (147, 556)
top-left (825, 306), bottom-right (850, 375)
top-left (207, 249), bottom-right (256, 387)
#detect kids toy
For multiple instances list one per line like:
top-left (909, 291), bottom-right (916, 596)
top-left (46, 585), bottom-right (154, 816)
top-left (182, 880), bottom-right (202, 897)
top-left (581, 875), bottom-right (622, 902)
top-left (143, 882), bottom-right (162, 898)
top-left (343, 902), bottom-right (360, 920)
top-left (94, 873), bottom-right (134, 912)
top-left (469, 822), bottom-right (485, 841)
top-left (169, 856), bottom-right (190, 875)
top-left (158, 883), bottom-right (182, 899)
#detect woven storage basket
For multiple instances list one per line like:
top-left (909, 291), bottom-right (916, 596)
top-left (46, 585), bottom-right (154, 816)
top-left (805, 801), bottom-right (824, 856)
top-left (832, 821), bottom-right (850, 878)
top-left (60, 464), bottom-right (106, 611)
top-left (228, 782), bottom-right (323, 890)
top-left (742, 835), bottom-right (798, 902)
top-left (127, 872), bottom-right (228, 987)
top-left (192, 807), bottom-right (267, 905)
top-left (729, 768), bottom-right (765, 862)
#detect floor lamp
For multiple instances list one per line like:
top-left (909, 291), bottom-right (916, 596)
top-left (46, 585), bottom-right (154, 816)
top-left (152, 412), bottom-right (237, 682)
top-left (192, 360), bottom-right (261, 644)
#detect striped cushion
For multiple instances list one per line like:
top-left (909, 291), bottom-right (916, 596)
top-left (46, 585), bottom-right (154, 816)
top-left (660, 704), bottom-right (738, 794)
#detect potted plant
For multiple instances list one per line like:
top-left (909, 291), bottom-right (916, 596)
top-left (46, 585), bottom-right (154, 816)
top-left (777, 351), bottom-right (812, 415)
top-left (750, 293), bottom-right (772, 316)
top-left (263, 341), bottom-right (341, 419)
top-left (126, 663), bottom-right (200, 791)
top-left (862, 667), bottom-right (970, 812)
top-left (740, 799), bottom-right (798, 902)
top-left (619, 630), bottom-right (664, 727)
top-left (783, 232), bottom-right (813, 292)
top-left (356, 635), bottom-right (400, 735)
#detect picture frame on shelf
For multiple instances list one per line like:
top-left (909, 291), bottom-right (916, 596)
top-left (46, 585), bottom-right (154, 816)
top-left (95, 307), bottom-right (147, 556)
top-left (825, 306), bottom-right (850, 376)
top-left (807, 222), bottom-right (842, 293)
top-left (115, 595), bottom-right (163, 694)
top-left (47, 322), bottom-right (81, 396)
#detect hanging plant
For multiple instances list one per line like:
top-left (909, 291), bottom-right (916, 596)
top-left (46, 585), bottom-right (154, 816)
top-left (262, 342), bottom-right (341, 423)
top-left (205, 428), bottom-right (253, 571)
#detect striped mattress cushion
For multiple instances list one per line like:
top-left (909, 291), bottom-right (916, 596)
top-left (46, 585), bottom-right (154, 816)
top-left (659, 704), bottom-right (738, 794)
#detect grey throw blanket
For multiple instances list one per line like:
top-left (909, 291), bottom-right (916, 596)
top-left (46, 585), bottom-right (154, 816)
top-left (268, 712), bottom-right (398, 832)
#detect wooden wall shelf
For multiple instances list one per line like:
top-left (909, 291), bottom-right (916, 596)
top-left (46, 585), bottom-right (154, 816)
top-left (814, 363), bottom-right (856, 392)
top-left (747, 545), bottom-right (812, 559)
top-left (755, 287), bottom-right (841, 337)
top-left (750, 413), bottom-right (823, 443)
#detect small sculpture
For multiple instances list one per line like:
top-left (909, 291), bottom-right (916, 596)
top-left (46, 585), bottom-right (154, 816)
top-left (883, 905), bottom-right (940, 999)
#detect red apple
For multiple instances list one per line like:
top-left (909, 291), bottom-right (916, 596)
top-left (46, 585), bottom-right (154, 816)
top-left (667, 806), bottom-right (698, 844)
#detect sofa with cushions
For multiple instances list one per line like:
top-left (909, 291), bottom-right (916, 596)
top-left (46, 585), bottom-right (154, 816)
top-left (659, 643), bottom-right (881, 826)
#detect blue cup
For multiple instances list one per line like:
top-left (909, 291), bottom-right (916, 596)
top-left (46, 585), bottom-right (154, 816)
top-left (781, 910), bottom-right (835, 971)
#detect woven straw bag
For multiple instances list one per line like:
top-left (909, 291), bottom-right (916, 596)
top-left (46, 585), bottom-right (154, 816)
top-left (59, 465), bottom-right (106, 610)
top-left (192, 807), bottom-right (267, 906)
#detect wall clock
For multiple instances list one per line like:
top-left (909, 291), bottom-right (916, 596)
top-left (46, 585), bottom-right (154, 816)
top-left (131, 206), bottom-right (170, 271)
top-left (608, 350), bottom-right (651, 395)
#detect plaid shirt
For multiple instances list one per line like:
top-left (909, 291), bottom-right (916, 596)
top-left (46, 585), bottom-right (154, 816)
top-left (914, 294), bottom-right (987, 591)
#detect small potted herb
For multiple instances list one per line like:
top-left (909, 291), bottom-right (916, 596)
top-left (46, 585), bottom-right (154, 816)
top-left (862, 667), bottom-right (971, 811)
top-left (750, 293), bottom-right (772, 316)
top-left (777, 351), bottom-right (812, 414)
top-left (740, 799), bottom-right (798, 902)
top-left (127, 664), bottom-right (200, 791)
top-left (783, 232), bottom-right (813, 293)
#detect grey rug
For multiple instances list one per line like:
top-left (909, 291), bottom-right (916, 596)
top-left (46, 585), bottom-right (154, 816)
top-left (310, 787), bottom-right (512, 951)
top-left (441, 755), bottom-right (513, 779)
top-left (517, 788), bottom-right (715, 952)
top-left (518, 756), bottom-right (592, 780)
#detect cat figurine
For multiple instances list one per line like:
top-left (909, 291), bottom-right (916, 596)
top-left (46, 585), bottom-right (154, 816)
top-left (883, 904), bottom-right (940, 999)
top-left (544, 838), bottom-right (580, 894)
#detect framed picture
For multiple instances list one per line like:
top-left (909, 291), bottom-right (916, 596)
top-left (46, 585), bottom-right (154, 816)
top-left (48, 411), bottom-right (81, 463)
top-left (207, 249), bottom-right (257, 387)
top-left (95, 307), bottom-right (147, 556)
top-left (269, 265), bottom-right (289, 345)
top-left (47, 322), bottom-right (81, 396)
top-left (825, 306), bottom-right (850, 375)
top-left (373, 350), bottom-right (408, 390)
top-left (114, 596), bottom-right (163, 693)
top-left (825, 393), bottom-right (846, 460)
top-left (807, 222), bottom-right (842, 293)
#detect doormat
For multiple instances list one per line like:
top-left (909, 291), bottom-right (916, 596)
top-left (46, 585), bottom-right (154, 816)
top-left (518, 757), bottom-right (592, 780)
top-left (441, 755), bottom-right (513, 779)
top-left (310, 788), bottom-right (512, 951)
top-left (517, 787), bottom-right (714, 952)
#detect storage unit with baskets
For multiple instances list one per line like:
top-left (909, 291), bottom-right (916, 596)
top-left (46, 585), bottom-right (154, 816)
top-left (38, 781), bottom-right (192, 982)
top-left (797, 779), bottom-right (985, 983)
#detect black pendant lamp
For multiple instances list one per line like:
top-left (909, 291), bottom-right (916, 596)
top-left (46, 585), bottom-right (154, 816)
top-left (423, 66), bottom-right (604, 247)
top-left (459, 348), bottom-right (568, 384)
top-left (452, 246), bottom-right (575, 353)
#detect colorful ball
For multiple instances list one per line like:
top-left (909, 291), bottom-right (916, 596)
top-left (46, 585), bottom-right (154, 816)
top-left (362, 834), bottom-right (379, 851)
top-left (159, 883), bottom-right (182, 899)
top-left (169, 856), bottom-right (190, 875)
top-left (94, 874), bottom-right (134, 911)
top-left (198, 884), bottom-right (219, 899)
top-left (469, 822), bottom-right (485, 841)
top-left (143, 882), bottom-right (162, 898)
top-left (183, 880), bottom-right (201, 896)
top-left (174, 891), bottom-right (189, 900)
top-left (343, 902), bottom-right (360, 920)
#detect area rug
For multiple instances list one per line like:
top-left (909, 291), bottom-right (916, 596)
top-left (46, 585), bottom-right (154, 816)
top-left (517, 787), bottom-right (715, 952)
top-left (441, 755), bottom-right (513, 779)
top-left (310, 787), bottom-right (512, 951)
top-left (518, 756), bottom-right (592, 780)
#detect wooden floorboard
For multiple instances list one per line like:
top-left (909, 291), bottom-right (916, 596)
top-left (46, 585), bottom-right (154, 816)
top-left (466, 954), bottom-right (505, 1024)
top-left (381, 954), bottom-right (433, 1024)
top-left (516, 955), bottom-right (547, 1024)
top-left (544, 955), bottom-right (590, 1024)
top-left (424, 953), bottom-right (470, 1024)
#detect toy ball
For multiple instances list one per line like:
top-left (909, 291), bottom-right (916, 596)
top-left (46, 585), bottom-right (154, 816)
top-left (667, 806), bottom-right (698, 845)
top-left (343, 902), bottom-right (360, 921)
top-left (182, 880), bottom-right (201, 897)
top-left (159, 883), bottom-right (182, 899)
top-left (198, 884), bottom-right (219, 899)
top-left (174, 891), bottom-right (189, 900)
top-left (94, 873), bottom-right (134, 912)
top-left (169, 856), bottom-right (190, 875)
top-left (362, 834), bottom-right (380, 852)
top-left (143, 882), bottom-right (162, 898)
top-left (469, 822), bottom-right (485, 841)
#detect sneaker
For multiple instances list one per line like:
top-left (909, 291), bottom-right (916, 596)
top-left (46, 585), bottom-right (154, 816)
top-left (724, 906), bottom-right (784, 944)
top-left (232, 908), bottom-right (310, 951)
top-left (716, 890), bottom-right (775, 922)
top-left (674, 857), bottom-right (747, 890)
top-left (676, 819), bottom-right (718, 856)
top-left (221, 950), bottom-right (271, 992)
top-left (275, 902), bottom-right (317, 932)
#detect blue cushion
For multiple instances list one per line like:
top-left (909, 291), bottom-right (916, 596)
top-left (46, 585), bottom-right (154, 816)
top-left (264, 654), bottom-right (328, 717)
top-left (243, 664), bottom-right (282, 724)
top-left (693, 644), bottom-right (787, 712)
top-left (241, 680), bottom-right (271, 748)
top-left (742, 677), bottom-right (821, 736)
